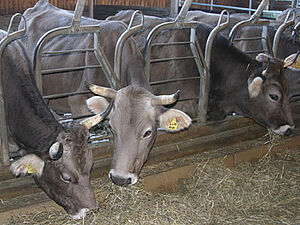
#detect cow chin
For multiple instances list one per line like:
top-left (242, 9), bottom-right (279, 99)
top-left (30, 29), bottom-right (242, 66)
top-left (272, 125), bottom-right (294, 136)
top-left (109, 169), bottom-right (138, 186)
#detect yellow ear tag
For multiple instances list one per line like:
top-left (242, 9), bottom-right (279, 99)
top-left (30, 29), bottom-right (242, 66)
top-left (27, 164), bottom-right (36, 174)
top-left (168, 118), bottom-right (178, 130)
top-left (295, 60), bottom-right (300, 69)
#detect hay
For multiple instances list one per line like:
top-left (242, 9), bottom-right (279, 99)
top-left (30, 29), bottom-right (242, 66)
top-left (4, 145), bottom-right (300, 225)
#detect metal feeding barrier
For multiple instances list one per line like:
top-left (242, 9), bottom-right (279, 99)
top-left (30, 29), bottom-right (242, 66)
top-left (33, 0), bottom-right (144, 112)
top-left (228, 0), bottom-right (273, 56)
top-left (273, 9), bottom-right (296, 57)
top-left (144, 0), bottom-right (229, 123)
top-left (0, 14), bottom-right (27, 166)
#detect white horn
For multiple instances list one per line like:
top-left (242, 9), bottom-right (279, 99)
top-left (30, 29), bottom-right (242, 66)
top-left (80, 100), bottom-right (114, 129)
top-left (85, 81), bottom-right (117, 99)
top-left (151, 90), bottom-right (180, 106)
top-left (49, 142), bottom-right (63, 160)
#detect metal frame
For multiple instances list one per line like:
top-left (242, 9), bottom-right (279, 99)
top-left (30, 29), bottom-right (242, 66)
top-left (144, 0), bottom-right (229, 123)
top-left (273, 9), bottom-right (296, 57)
top-left (179, 0), bottom-right (299, 14)
top-left (0, 14), bottom-right (27, 166)
top-left (34, 0), bottom-right (144, 102)
top-left (228, 0), bottom-right (273, 56)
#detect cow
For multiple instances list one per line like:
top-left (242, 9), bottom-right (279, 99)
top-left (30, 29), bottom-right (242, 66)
top-left (105, 10), bottom-right (294, 135)
top-left (1, 36), bottom-right (108, 219)
top-left (19, 0), bottom-right (192, 187)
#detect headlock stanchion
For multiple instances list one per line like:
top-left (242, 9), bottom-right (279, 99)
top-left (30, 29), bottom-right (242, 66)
top-left (0, 14), bottom-right (27, 166)
top-left (33, 0), bottom-right (144, 116)
top-left (228, 0), bottom-right (272, 56)
top-left (144, 0), bottom-right (229, 123)
top-left (273, 10), bottom-right (296, 57)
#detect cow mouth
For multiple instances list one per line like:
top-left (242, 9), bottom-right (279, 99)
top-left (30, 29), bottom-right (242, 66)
top-left (70, 208), bottom-right (90, 220)
top-left (272, 125), bottom-right (294, 136)
top-left (109, 169), bottom-right (138, 186)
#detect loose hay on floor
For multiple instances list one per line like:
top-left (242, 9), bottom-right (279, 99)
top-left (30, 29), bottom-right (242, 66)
top-left (4, 146), bottom-right (300, 225)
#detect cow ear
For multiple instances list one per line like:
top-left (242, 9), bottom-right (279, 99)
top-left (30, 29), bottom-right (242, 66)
top-left (86, 96), bottom-right (110, 114)
top-left (10, 154), bottom-right (45, 178)
top-left (248, 76), bottom-right (263, 98)
top-left (158, 109), bottom-right (192, 132)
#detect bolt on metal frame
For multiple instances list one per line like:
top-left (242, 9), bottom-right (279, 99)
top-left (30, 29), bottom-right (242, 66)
top-left (144, 0), bottom-right (229, 123)
top-left (0, 14), bottom-right (27, 166)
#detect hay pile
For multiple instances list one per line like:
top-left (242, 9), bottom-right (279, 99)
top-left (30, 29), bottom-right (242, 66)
top-left (4, 144), bottom-right (299, 225)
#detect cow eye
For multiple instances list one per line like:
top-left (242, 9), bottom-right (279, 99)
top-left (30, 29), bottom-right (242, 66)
top-left (60, 173), bottom-right (71, 184)
top-left (269, 94), bottom-right (279, 102)
top-left (143, 130), bottom-right (152, 138)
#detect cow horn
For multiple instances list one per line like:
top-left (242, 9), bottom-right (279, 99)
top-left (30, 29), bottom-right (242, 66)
top-left (80, 100), bottom-right (114, 129)
top-left (49, 142), bottom-right (63, 160)
top-left (85, 81), bottom-right (117, 99)
top-left (284, 51), bottom-right (300, 68)
top-left (151, 90), bottom-right (180, 106)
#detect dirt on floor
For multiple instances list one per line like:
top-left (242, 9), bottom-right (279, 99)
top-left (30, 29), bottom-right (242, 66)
top-left (2, 144), bottom-right (299, 225)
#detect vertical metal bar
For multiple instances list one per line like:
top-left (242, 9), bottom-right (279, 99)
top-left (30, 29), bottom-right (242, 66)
top-left (170, 0), bottom-right (179, 17)
top-left (94, 32), bottom-right (118, 89)
top-left (71, 0), bottom-right (85, 30)
top-left (210, 0), bottom-right (214, 11)
top-left (248, 0), bottom-right (252, 15)
top-left (89, 0), bottom-right (94, 18)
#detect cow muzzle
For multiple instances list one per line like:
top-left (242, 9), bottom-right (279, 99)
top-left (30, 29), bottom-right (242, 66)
top-left (272, 125), bottom-right (294, 136)
top-left (70, 208), bottom-right (90, 220)
top-left (109, 169), bottom-right (138, 186)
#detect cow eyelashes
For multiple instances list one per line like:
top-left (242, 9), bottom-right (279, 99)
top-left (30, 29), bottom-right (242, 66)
top-left (60, 173), bottom-right (72, 184)
top-left (269, 94), bottom-right (279, 102)
top-left (143, 130), bottom-right (152, 138)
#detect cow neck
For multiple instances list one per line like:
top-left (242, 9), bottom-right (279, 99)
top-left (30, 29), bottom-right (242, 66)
top-left (3, 42), bottom-right (62, 153)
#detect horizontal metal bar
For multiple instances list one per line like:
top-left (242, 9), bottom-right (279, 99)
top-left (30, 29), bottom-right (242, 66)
top-left (150, 56), bottom-right (195, 63)
top-left (151, 41), bottom-right (192, 47)
top-left (44, 90), bottom-right (91, 100)
top-left (233, 36), bottom-right (267, 41)
top-left (41, 65), bottom-right (102, 75)
top-left (150, 76), bottom-right (200, 86)
top-left (42, 48), bottom-right (95, 55)
top-left (244, 49), bottom-right (269, 54)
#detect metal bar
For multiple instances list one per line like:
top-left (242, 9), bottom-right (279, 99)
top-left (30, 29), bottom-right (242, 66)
top-left (150, 56), bottom-right (195, 63)
top-left (273, 10), bottom-right (295, 57)
top-left (233, 36), bottom-right (268, 41)
top-left (114, 10), bottom-right (144, 86)
top-left (41, 65), bottom-right (102, 75)
top-left (151, 41), bottom-right (191, 46)
top-left (150, 76), bottom-right (201, 86)
top-left (229, 0), bottom-right (270, 42)
top-left (175, 0), bottom-right (193, 24)
top-left (88, 0), bottom-right (93, 18)
top-left (199, 10), bottom-right (229, 123)
top-left (0, 13), bottom-right (27, 166)
top-left (44, 90), bottom-right (91, 100)
top-left (42, 48), bottom-right (95, 55)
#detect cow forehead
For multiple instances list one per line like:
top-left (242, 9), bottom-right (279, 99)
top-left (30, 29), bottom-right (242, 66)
top-left (111, 87), bottom-right (156, 127)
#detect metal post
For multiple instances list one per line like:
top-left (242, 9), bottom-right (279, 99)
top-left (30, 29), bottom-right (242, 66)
top-left (248, 0), bottom-right (252, 15)
top-left (170, 0), bottom-right (179, 17)
top-left (88, 0), bottom-right (93, 18)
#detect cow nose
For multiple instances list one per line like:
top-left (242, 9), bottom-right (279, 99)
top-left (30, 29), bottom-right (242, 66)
top-left (284, 128), bottom-right (292, 136)
top-left (109, 173), bottom-right (132, 186)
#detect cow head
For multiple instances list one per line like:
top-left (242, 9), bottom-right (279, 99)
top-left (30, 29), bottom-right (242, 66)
top-left (246, 53), bottom-right (294, 135)
top-left (86, 83), bottom-right (192, 186)
top-left (9, 114), bottom-right (106, 219)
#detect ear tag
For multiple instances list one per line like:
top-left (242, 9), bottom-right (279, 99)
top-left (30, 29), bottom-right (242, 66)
top-left (27, 164), bottom-right (36, 174)
top-left (168, 118), bottom-right (178, 130)
top-left (295, 60), bottom-right (300, 69)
